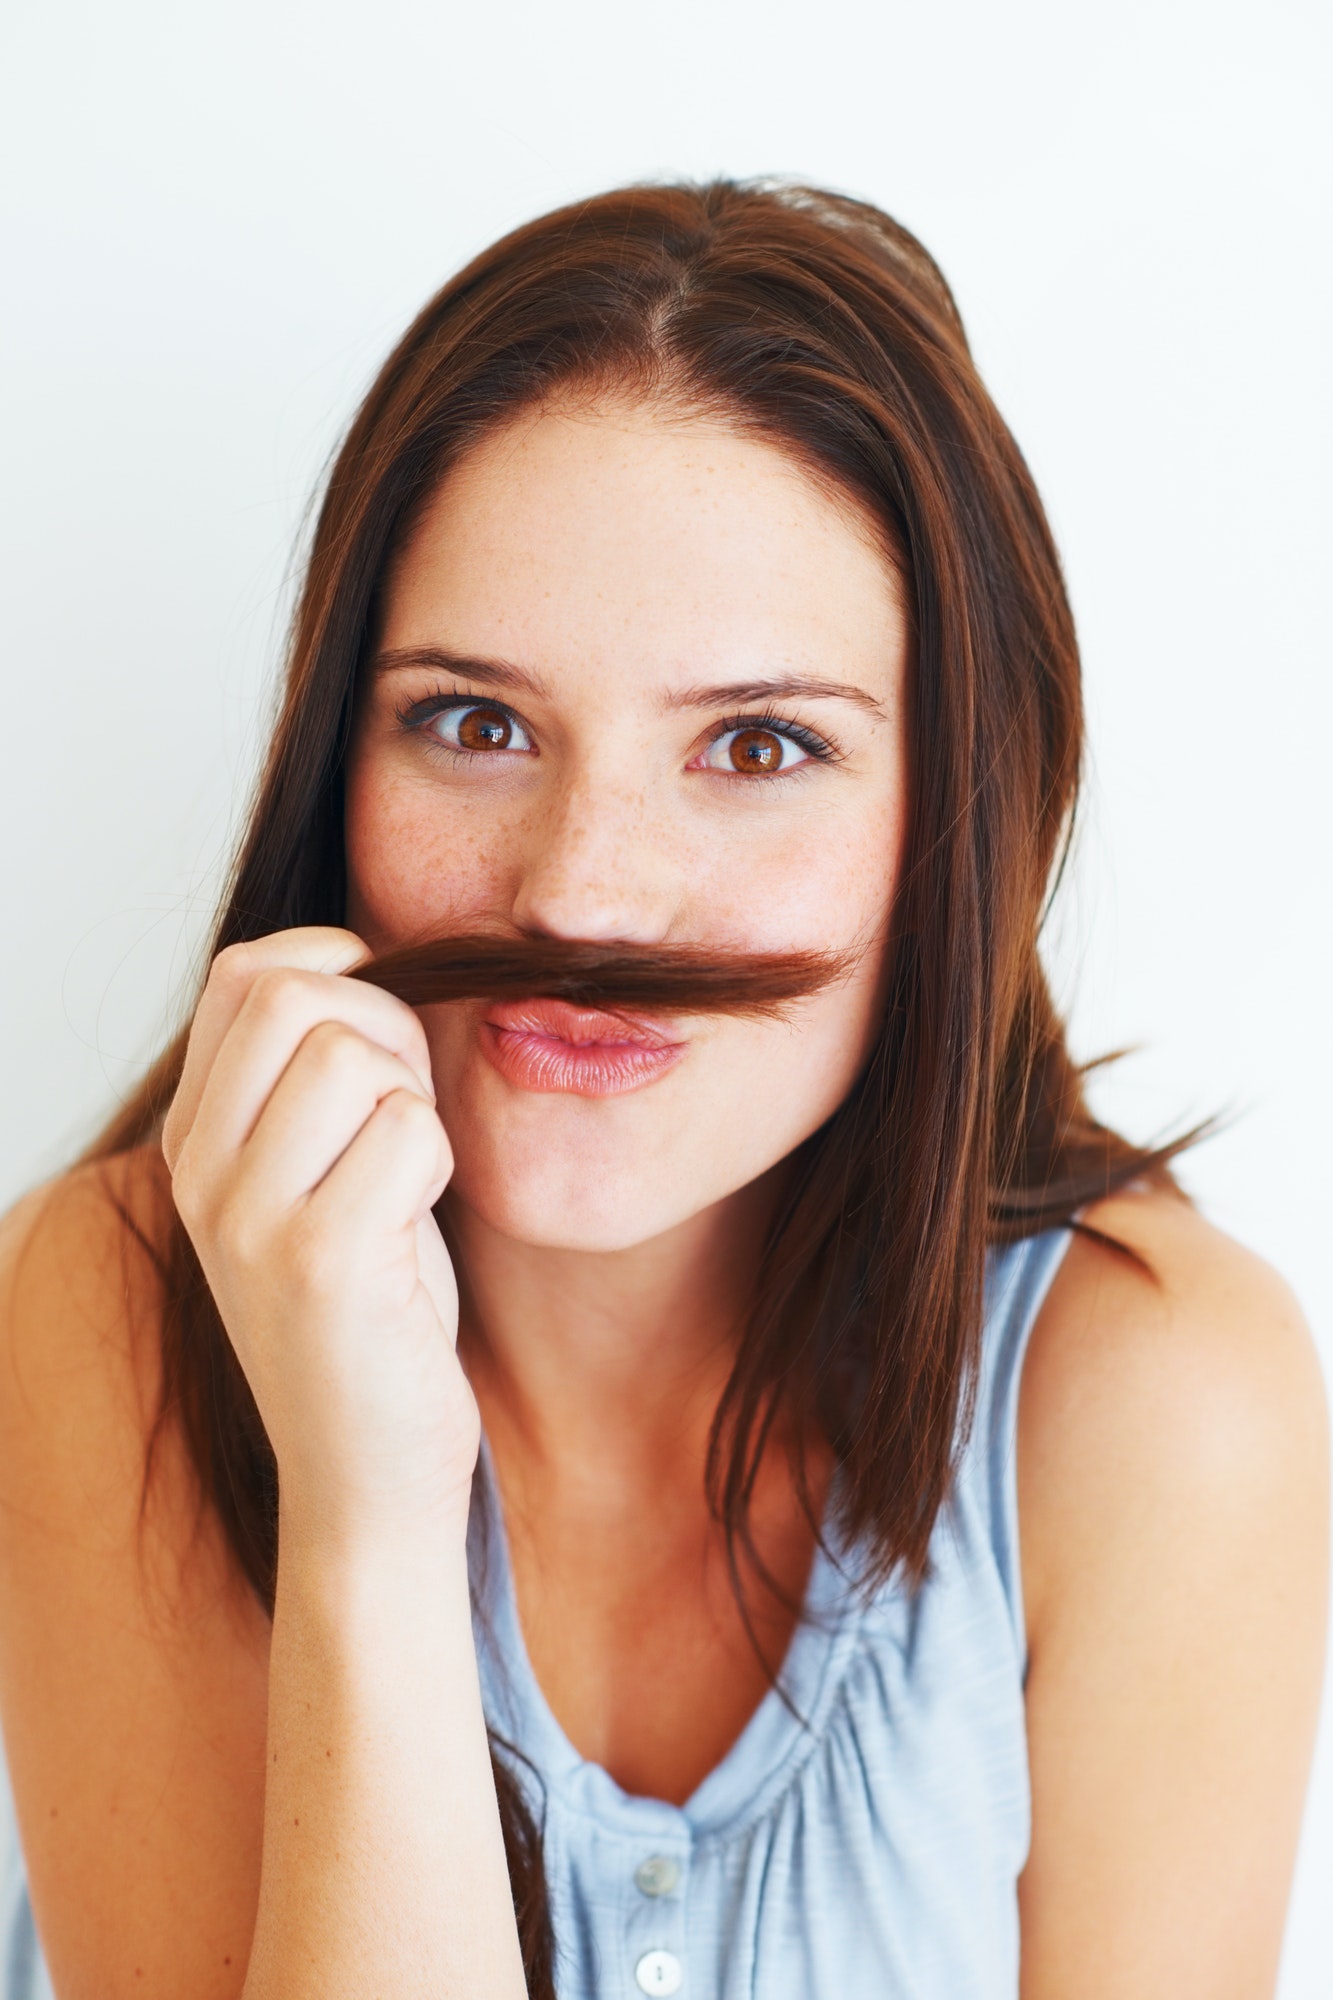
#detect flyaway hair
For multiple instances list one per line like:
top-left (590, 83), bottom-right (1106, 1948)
top-left (83, 178), bottom-right (1197, 1998)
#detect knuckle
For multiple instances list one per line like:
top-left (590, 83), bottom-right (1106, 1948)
top-left (247, 964), bottom-right (305, 1023)
top-left (210, 939), bottom-right (264, 993)
top-left (380, 1084), bottom-right (428, 1128)
top-left (303, 1019), bottom-right (371, 1084)
top-left (381, 1089), bottom-right (443, 1153)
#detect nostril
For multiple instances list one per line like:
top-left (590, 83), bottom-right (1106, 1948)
top-left (506, 786), bottom-right (683, 947)
top-left (509, 869), bottom-right (677, 950)
top-left (509, 903), bottom-right (675, 950)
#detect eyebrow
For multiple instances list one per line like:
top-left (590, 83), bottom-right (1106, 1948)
top-left (372, 646), bottom-right (552, 699)
top-left (372, 646), bottom-right (884, 719)
top-left (665, 676), bottom-right (885, 719)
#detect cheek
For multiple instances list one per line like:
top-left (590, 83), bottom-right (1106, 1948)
top-left (743, 794), bottom-right (905, 969)
top-left (343, 760), bottom-right (513, 946)
top-left (771, 956), bottom-right (887, 1123)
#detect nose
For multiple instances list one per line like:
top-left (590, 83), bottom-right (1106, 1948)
top-left (508, 772), bottom-right (682, 945)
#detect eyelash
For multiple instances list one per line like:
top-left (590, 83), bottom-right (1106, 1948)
top-left (395, 687), bottom-right (841, 769)
top-left (394, 687), bottom-right (523, 750)
top-left (712, 709), bottom-right (838, 766)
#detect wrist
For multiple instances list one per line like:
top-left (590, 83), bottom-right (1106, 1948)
top-left (276, 1485), bottom-right (475, 1600)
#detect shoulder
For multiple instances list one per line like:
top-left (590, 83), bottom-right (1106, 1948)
top-left (1012, 1198), bottom-right (1328, 1990)
top-left (0, 1146), bottom-right (171, 1437)
top-left (1014, 1191), bottom-right (1329, 1985)
top-left (1018, 1183), bottom-right (1328, 1649)
top-left (0, 1145), bottom-right (202, 1582)
top-left (0, 1142), bottom-right (173, 1289)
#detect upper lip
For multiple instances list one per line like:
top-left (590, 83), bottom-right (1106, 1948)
top-left (483, 999), bottom-right (681, 1049)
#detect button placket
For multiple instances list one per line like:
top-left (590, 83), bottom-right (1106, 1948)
top-left (625, 1836), bottom-right (688, 1997)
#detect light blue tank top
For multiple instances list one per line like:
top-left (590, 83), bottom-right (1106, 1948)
top-left (0, 1228), bottom-right (1070, 1999)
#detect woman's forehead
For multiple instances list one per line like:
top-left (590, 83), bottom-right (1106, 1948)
top-left (379, 400), bottom-right (908, 709)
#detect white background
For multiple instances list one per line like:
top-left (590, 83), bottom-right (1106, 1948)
top-left (2, 0), bottom-right (1329, 1986)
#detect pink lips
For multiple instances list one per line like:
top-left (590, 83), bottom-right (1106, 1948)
top-left (480, 998), bottom-right (686, 1096)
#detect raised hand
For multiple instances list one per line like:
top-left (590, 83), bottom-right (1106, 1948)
top-left (162, 927), bottom-right (478, 1554)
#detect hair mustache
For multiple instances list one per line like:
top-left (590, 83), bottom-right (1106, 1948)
top-left (350, 932), bottom-right (850, 1015)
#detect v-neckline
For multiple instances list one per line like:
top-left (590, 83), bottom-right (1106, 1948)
top-left (468, 1436), bottom-right (869, 1844)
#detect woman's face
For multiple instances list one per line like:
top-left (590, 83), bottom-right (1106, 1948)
top-left (345, 399), bottom-right (910, 1252)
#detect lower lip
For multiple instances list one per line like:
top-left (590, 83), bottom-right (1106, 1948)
top-left (480, 1020), bottom-right (685, 1097)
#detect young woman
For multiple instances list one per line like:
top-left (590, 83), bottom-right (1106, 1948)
top-left (0, 181), bottom-right (1325, 2000)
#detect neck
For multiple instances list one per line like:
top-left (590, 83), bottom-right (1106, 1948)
top-left (448, 1170), bottom-right (784, 1501)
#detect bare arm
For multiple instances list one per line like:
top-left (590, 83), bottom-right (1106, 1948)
top-left (0, 929), bottom-right (528, 1998)
top-left (0, 1156), bottom-right (268, 1997)
top-left (246, 1513), bottom-right (514, 1996)
top-left (1017, 1190), bottom-right (1329, 1999)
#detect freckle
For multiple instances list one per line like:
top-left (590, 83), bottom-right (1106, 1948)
top-left (49, 1807), bottom-right (57, 1818)
top-left (224, 1957), bottom-right (232, 1967)
top-left (293, 1817), bottom-right (299, 1826)
top-left (325, 1748), bottom-right (331, 1758)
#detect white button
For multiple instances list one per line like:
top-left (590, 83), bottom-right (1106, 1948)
top-left (635, 1948), bottom-right (684, 1996)
top-left (634, 1854), bottom-right (681, 1897)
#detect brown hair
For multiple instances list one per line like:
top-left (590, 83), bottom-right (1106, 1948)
top-left (90, 178), bottom-right (1188, 1993)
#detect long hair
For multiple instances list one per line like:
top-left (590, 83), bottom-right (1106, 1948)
top-left (88, 179), bottom-right (1187, 1994)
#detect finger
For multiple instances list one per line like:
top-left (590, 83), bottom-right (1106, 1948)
top-left (414, 1211), bottom-right (460, 1343)
top-left (236, 1023), bottom-right (434, 1210)
top-left (307, 1088), bottom-right (453, 1245)
top-left (165, 929), bottom-right (371, 1167)
top-left (177, 963), bottom-right (433, 1180)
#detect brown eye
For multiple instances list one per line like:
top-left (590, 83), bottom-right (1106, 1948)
top-left (728, 727), bottom-right (785, 773)
top-left (695, 722), bottom-right (813, 776)
top-left (416, 698), bottom-right (535, 758)
top-left (455, 705), bottom-right (513, 751)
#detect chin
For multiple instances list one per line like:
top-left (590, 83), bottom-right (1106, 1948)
top-left (447, 1170), bottom-right (694, 1254)
top-left (440, 1082), bottom-right (774, 1251)
top-left (430, 1044), bottom-right (712, 1251)
top-left (432, 1032), bottom-right (849, 1256)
